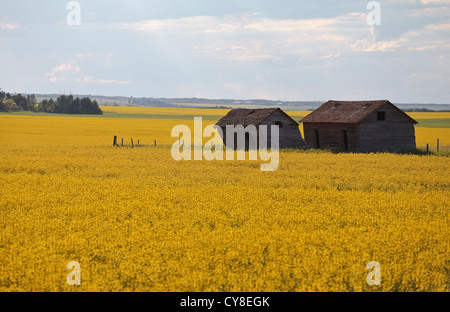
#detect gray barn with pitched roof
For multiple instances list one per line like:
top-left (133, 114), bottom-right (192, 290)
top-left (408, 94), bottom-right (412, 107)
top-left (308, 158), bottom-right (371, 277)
top-left (216, 108), bottom-right (305, 149)
top-left (300, 100), bottom-right (417, 152)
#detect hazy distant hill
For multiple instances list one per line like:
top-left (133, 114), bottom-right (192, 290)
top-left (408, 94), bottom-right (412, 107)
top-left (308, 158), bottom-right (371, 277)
top-left (31, 94), bottom-right (450, 112)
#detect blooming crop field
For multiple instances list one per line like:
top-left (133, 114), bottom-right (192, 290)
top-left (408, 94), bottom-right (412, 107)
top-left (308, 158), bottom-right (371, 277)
top-left (0, 108), bottom-right (449, 292)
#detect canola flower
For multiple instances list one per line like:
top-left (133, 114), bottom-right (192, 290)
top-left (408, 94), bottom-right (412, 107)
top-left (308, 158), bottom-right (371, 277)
top-left (0, 111), bottom-right (449, 292)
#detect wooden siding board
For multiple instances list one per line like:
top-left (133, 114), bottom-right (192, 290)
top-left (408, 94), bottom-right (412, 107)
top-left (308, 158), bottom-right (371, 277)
top-left (302, 102), bottom-right (416, 152)
top-left (359, 121), bottom-right (416, 151)
top-left (260, 112), bottom-right (305, 148)
top-left (303, 124), bottom-right (359, 151)
top-left (359, 109), bottom-right (416, 151)
top-left (219, 110), bottom-right (306, 149)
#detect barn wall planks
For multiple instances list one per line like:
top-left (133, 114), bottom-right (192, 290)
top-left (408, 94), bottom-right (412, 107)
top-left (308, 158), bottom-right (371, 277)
top-left (302, 103), bottom-right (416, 152)
top-left (218, 109), bottom-right (305, 150)
top-left (303, 124), bottom-right (360, 151)
top-left (260, 110), bottom-right (305, 149)
top-left (359, 104), bottom-right (416, 152)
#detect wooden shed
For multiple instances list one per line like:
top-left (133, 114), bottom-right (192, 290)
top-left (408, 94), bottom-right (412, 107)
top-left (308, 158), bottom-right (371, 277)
top-left (216, 108), bottom-right (305, 149)
top-left (300, 100), bottom-right (417, 152)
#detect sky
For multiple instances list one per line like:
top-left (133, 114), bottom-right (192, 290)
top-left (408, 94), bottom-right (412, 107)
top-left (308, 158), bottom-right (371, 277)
top-left (0, 0), bottom-right (449, 103)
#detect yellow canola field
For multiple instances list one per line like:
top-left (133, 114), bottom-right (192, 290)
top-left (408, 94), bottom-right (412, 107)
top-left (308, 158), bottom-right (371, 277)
top-left (1, 109), bottom-right (448, 148)
top-left (0, 112), bottom-right (449, 292)
top-left (0, 114), bottom-right (183, 147)
top-left (415, 128), bottom-right (450, 149)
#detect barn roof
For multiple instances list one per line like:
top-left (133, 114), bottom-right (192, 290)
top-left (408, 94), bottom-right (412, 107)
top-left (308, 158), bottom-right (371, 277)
top-left (216, 108), bottom-right (298, 127)
top-left (300, 100), bottom-right (417, 124)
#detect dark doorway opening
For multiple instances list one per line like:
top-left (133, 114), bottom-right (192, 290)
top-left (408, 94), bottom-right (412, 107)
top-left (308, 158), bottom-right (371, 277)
top-left (342, 130), bottom-right (349, 151)
top-left (314, 129), bottom-right (320, 148)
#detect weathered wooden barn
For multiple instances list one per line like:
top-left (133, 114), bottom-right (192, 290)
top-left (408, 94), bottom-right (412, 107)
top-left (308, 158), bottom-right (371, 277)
top-left (300, 100), bottom-right (417, 152)
top-left (216, 108), bottom-right (305, 149)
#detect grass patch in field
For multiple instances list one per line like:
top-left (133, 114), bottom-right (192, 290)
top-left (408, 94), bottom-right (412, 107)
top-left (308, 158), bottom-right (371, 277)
top-left (0, 111), bottom-right (224, 121)
top-left (0, 111), bottom-right (105, 118)
top-left (103, 112), bottom-right (223, 121)
top-left (282, 147), bottom-right (450, 156)
top-left (415, 119), bottom-right (450, 128)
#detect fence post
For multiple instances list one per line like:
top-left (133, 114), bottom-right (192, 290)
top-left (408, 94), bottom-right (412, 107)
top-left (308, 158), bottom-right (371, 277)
top-left (131, 138), bottom-right (134, 148)
top-left (121, 138), bottom-right (123, 146)
top-left (154, 140), bottom-right (157, 146)
top-left (138, 139), bottom-right (140, 146)
top-left (437, 138), bottom-right (439, 152)
top-left (113, 136), bottom-right (118, 147)
top-left (426, 144), bottom-right (429, 153)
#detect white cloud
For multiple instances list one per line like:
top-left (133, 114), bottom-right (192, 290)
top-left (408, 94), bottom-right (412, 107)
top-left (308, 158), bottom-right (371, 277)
top-left (123, 12), bottom-right (364, 62)
top-left (114, 15), bottom-right (220, 33)
top-left (351, 38), bottom-right (405, 52)
top-left (407, 42), bottom-right (450, 50)
top-left (114, 12), bottom-right (366, 37)
top-left (351, 27), bottom-right (405, 52)
top-left (408, 44), bottom-right (438, 50)
top-left (0, 22), bottom-right (20, 30)
top-left (391, 0), bottom-right (450, 4)
top-left (75, 76), bottom-right (131, 84)
top-left (425, 22), bottom-right (450, 30)
top-left (45, 62), bottom-right (81, 83)
top-left (402, 21), bottom-right (450, 50)
top-left (406, 6), bottom-right (450, 17)
top-left (351, 18), bottom-right (450, 52)
top-left (244, 13), bottom-right (365, 33)
top-left (45, 57), bottom-right (130, 85)
top-left (75, 53), bottom-right (94, 58)
top-left (321, 51), bottom-right (341, 59)
top-left (420, 0), bottom-right (450, 4)
top-left (194, 41), bottom-right (281, 61)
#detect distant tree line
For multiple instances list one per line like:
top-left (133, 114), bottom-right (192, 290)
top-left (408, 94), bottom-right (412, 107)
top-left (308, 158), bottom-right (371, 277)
top-left (39, 95), bottom-right (103, 114)
top-left (0, 89), bottom-right (103, 115)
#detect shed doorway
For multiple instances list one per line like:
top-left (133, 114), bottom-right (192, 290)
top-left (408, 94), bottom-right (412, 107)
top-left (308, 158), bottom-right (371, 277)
top-left (341, 130), bottom-right (349, 151)
top-left (314, 129), bottom-right (320, 148)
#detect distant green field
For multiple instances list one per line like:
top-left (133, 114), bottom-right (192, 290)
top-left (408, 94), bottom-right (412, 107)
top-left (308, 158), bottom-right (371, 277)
top-left (0, 111), bottom-right (105, 118)
top-left (0, 111), bottom-right (224, 121)
top-left (415, 119), bottom-right (450, 128)
top-left (2, 112), bottom-right (450, 128)
top-left (102, 112), bottom-right (224, 121)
